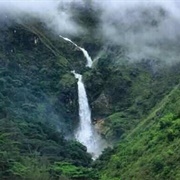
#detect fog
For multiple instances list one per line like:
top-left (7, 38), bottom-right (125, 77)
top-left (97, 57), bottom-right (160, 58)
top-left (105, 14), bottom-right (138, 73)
top-left (93, 0), bottom-right (180, 63)
top-left (0, 0), bottom-right (84, 35)
top-left (1, 0), bottom-right (180, 63)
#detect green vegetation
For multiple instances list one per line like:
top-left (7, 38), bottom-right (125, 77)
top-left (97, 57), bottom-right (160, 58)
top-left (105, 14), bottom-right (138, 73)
top-left (97, 111), bottom-right (180, 179)
top-left (0, 23), bottom-right (95, 180)
top-left (50, 162), bottom-right (98, 180)
top-left (92, 65), bottom-right (180, 179)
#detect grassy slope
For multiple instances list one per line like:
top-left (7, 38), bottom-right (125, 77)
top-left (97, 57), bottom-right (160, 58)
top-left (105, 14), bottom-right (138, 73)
top-left (98, 81), bottom-right (180, 180)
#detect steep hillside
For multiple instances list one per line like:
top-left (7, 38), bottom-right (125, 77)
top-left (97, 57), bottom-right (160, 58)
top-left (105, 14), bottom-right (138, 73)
top-left (0, 23), bottom-right (97, 180)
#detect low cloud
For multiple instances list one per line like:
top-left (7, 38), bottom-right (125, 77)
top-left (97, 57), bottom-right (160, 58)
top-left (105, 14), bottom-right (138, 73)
top-left (1, 0), bottom-right (180, 63)
top-left (93, 0), bottom-right (180, 63)
top-left (0, 0), bottom-right (84, 35)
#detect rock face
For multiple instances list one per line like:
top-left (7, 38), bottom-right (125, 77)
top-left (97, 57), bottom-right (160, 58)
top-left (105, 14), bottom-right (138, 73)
top-left (91, 92), bottom-right (111, 119)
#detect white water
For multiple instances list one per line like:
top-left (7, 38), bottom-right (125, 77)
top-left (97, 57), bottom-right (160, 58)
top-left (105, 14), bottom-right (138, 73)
top-left (59, 35), bottom-right (107, 158)
top-left (72, 71), bottom-right (107, 159)
top-left (59, 35), bottom-right (93, 68)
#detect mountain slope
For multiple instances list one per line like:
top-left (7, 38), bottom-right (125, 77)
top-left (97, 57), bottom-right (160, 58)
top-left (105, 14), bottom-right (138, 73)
top-left (0, 22), bottom-right (96, 180)
top-left (96, 81), bottom-right (180, 180)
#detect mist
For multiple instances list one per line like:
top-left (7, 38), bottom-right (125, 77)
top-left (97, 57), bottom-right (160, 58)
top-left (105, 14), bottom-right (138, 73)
top-left (0, 0), bottom-right (84, 35)
top-left (1, 0), bottom-right (180, 63)
top-left (93, 0), bottom-right (180, 63)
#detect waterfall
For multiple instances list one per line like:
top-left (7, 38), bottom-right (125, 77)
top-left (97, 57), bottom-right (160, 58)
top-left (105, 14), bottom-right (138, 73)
top-left (59, 35), bottom-right (93, 67)
top-left (59, 35), bottom-right (107, 158)
top-left (72, 71), bottom-right (107, 159)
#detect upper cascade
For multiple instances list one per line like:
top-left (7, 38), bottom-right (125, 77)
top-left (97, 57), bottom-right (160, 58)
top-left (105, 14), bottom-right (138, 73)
top-left (59, 35), bottom-right (93, 68)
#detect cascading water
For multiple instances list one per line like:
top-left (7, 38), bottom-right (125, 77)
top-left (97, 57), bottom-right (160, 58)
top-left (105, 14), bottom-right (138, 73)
top-left (72, 71), bottom-right (107, 159)
top-left (60, 35), bottom-right (107, 158)
top-left (59, 35), bottom-right (93, 67)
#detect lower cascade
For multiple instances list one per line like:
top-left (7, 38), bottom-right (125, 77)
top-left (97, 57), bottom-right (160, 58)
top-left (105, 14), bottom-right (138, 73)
top-left (72, 71), bottom-right (107, 159)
